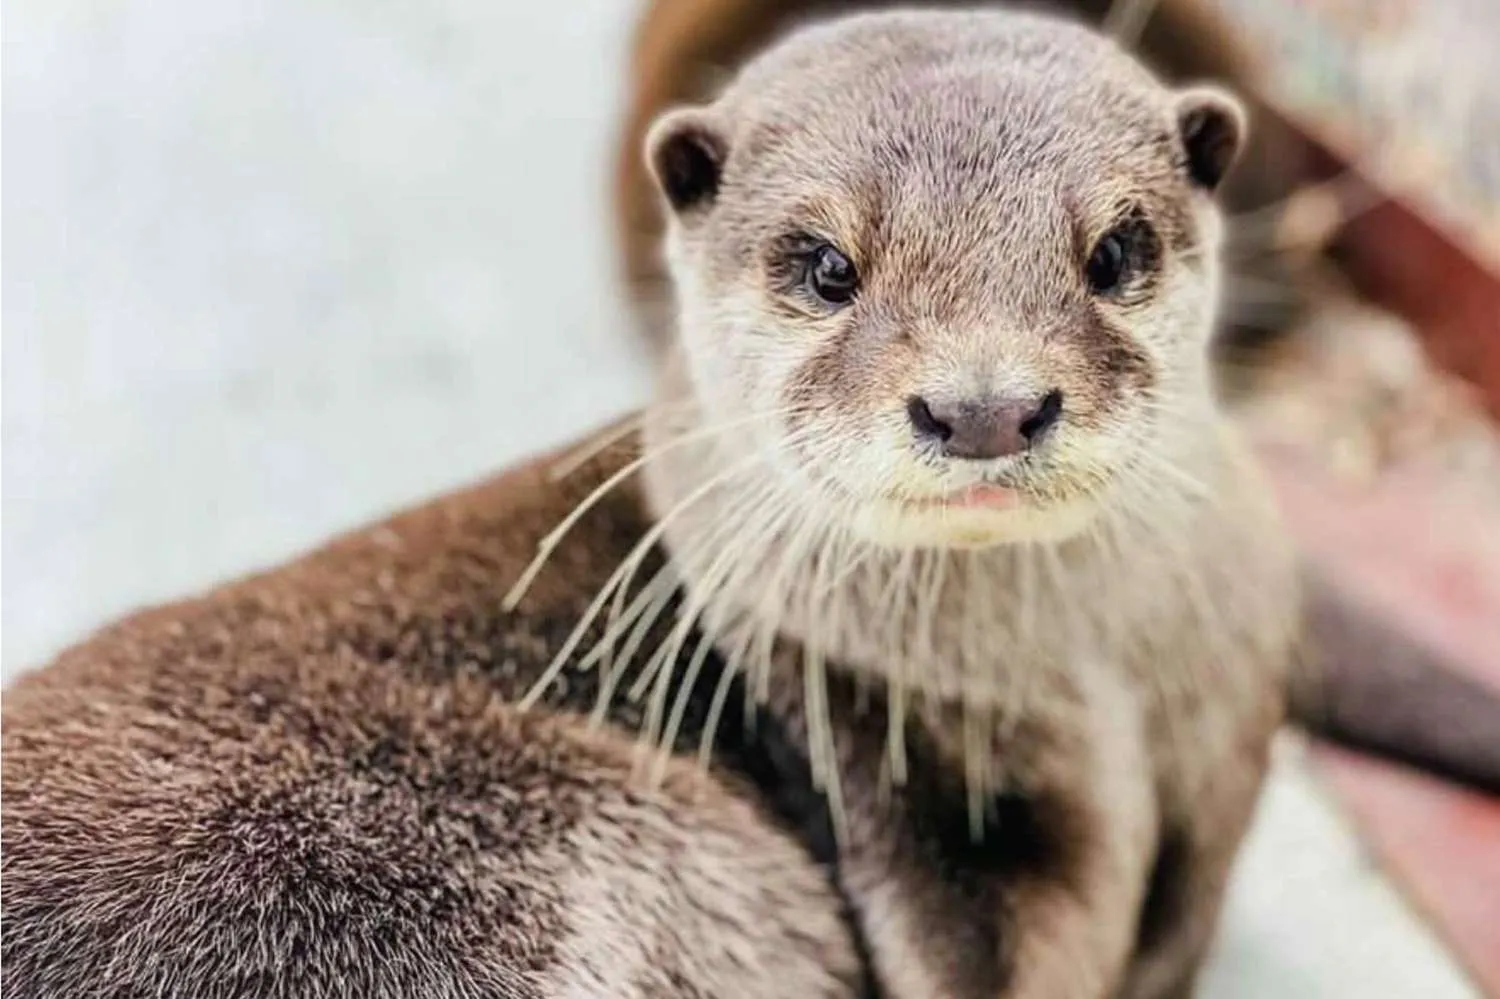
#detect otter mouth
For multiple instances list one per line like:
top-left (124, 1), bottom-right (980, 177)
top-left (830, 468), bottom-right (1106, 549)
top-left (899, 483), bottom-right (1021, 512)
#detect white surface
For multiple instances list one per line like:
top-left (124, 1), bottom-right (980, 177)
top-left (0, 2), bottom-right (1478, 996)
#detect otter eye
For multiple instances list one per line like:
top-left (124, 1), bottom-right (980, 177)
top-left (1085, 232), bottom-right (1127, 295)
top-left (807, 244), bottom-right (859, 306)
top-left (1083, 213), bottom-right (1160, 299)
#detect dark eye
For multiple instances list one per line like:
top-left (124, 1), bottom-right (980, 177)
top-left (807, 244), bottom-right (859, 306)
top-left (1085, 232), bottom-right (1127, 294)
top-left (1084, 212), bottom-right (1161, 299)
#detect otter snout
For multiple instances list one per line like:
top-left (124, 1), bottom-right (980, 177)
top-left (907, 391), bottom-right (1063, 460)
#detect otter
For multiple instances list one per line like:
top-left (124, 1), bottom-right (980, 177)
top-left (2, 9), bottom-right (1498, 999)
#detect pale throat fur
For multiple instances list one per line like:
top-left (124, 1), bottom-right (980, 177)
top-left (637, 10), bottom-right (1300, 774)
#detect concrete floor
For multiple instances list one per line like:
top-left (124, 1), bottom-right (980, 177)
top-left (0, 2), bottom-right (1479, 995)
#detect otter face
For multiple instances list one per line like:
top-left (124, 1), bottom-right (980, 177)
top-left (646, 11), bottom-right (1245, 549)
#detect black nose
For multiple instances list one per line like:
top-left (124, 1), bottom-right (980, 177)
top-left (907, 391), bottom-right (1063, 460)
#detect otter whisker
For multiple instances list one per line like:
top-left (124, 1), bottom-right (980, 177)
top-left (546, 411), bottom-right (652, 482)
top-left (695, 585), bottom-right (788, 774)
top-left (590, 556), bottom-right (675, 682)
top-left (999, 541), bottom-right (1043, 742)
top-left (653, 478), bottom-right (808, 781)
top-left (649, 622), bottom-right (721, 782)
top-left (633, 469), bottom-right (797, 758)
top-left (516, 447), bottom-right (769, 711)
top-left (620, 580), bottom-right (694, 704)
top-left (582, 418), bottom-right (820, 760)
top-left (589, 564), bottom-right (680, 727)
top-left (503, 407), bottom-right (787, 611)
top-left (801, 519), bottom-right (858, 845)
top-left (612, 450), bottom-right (799, 709)
top-left (963, 696), bottom-right (991, 842)
top-left (588, 425), bottom-right (790, 683)
top-left (822, 538), bottom-right (877, 595)
top-left (959, 550), bottom-right (995, 839)
top-left (716, 452), bottom-right (854, 766)
top-left (636, 639), bottom-right (679, 770)
top-left (694, 619), bottom-right (754, 771)
top-left (803, 534), bottom-right (838, 793)
top-left (613, 427), bottom-right (817, 701)
top-left (872, 546), bottom-right (947, 801)
top-left (926, 550), bottom-right (952, 673)
top-left (913, 548), bottom-right (946, 669)
top-left (880, 546), bottom-right (918, 786)
top-left (742, 484), bottom-right (844, 726)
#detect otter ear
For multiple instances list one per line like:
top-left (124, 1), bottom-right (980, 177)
top-left (1173, 86), bottom-right (1246, 192)
top-left (646, 107), bottom-right (728, 215)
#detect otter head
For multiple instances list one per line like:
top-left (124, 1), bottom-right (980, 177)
top-left (645, 10), bottom-right (1245, 549)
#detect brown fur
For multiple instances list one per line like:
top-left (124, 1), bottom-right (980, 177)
top-left (2, 433), bottom-right (868, 999)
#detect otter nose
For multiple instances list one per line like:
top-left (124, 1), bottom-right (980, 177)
top-left (907, 391), bottom-right (1063, 460)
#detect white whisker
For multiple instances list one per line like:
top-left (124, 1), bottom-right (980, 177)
top-left (547, 411), bottom-right (651, 482)
top-left (516, 446), bottom-right (769, 712)
top-left (503, 407), bottom-right (786, 612)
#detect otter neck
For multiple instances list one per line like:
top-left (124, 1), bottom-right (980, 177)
top-left (640, 357), bottom-right (1288, 709)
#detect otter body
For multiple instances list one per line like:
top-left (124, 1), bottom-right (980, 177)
top-left (1, 416), bottom-right (1291, 999)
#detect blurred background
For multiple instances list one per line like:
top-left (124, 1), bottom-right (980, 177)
top-left (3, 1), bottom-right (652, 673)
top-left (2, 1), bottom-right (1494, 996)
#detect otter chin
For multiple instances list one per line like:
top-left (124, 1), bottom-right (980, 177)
top-left (854, 485), bottom-right (1103, 549)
